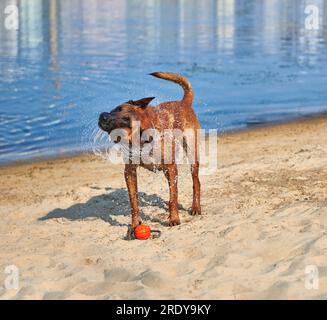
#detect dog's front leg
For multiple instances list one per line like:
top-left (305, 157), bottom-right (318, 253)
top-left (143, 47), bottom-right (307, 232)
top-left (164, 164), bottom-right (181, 226)
top-left (124, 164), bottom-right (140, 229)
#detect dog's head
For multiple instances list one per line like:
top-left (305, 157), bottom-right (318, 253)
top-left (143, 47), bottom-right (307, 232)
top-left (98, 97), bottom-right (155, 142)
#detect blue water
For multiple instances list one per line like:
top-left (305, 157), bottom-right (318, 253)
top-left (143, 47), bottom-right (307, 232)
top-left (0, 0), bottom-right (327, 165)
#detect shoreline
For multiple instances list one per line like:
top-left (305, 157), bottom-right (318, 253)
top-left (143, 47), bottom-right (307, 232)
top-left (2, 112), bottom-right (327, 169)
top-left (0, 115), bottom-right (326, 299)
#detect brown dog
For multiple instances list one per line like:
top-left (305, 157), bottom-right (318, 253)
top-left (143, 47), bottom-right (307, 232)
top-left (98, 72), bottom-right (201, 230)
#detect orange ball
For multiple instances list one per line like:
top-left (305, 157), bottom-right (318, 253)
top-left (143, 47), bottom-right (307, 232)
top-left (134, 224), bottom-right (151, 240)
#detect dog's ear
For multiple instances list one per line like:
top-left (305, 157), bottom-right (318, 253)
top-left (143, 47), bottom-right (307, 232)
top-left (128, 97), bottom-right (155, 109)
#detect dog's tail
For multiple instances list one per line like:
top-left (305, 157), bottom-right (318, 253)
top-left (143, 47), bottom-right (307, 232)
top-left (149, 72), bottom-right (193, 105)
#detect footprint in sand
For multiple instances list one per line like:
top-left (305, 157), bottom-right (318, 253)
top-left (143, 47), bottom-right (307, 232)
top-left (104, 267), bottom-right (134, 283)
top-left (43, 291), bottom-right (70, 300)
top-left (17, 286), bottom-right (36, 298)
top-left (136, 269), bottom-right (166, 288)
top-left (73, 280), bottom-right (142, 297)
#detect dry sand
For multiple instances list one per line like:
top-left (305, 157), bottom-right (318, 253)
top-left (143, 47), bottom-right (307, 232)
top-left (0, 117), bottom-right (326, 299)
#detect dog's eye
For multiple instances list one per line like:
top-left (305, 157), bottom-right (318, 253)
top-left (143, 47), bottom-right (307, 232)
top-left (122, 116), bottom-right (130, 122)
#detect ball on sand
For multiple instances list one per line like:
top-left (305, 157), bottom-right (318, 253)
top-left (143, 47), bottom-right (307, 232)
top-left (134, 224), bottom-right (151, 240)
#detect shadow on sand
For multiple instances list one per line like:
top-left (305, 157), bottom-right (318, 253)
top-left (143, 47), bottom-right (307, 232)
top-left (39, 187), bottom-right (187, 227)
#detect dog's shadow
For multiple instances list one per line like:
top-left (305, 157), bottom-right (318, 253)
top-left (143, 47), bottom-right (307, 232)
top-left (39, 187), bottom-right (187, 227)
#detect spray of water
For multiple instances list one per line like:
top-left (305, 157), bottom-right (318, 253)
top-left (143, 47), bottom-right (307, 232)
top-left (81, 118), bottom-right (115, 161)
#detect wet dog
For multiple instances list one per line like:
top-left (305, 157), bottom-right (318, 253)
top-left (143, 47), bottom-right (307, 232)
top-left (99, 72), bottom-right (201, 230)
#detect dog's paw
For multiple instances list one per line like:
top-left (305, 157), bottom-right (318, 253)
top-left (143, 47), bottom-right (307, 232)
top-left (191, 206), bottom-right (201, 216)
top-left (168, 216), bottom-right (181, 226)
top-left (124, 225), bottom-right (135, 240)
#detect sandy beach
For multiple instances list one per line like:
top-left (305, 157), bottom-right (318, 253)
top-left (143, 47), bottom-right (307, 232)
top-left (0, 117), bottom-right (326, 300)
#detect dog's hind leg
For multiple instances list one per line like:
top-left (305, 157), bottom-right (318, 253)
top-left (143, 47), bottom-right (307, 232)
top-left (190, 133), bottom-right (201, 216)
top-left (184, 133), bottom-right (201, 216)
top-left (191, 161), bottom-right (201, 215)
top-left (124, 164), bottom-right (141, 229)
top-left (163, 164), bottom-right (181, 226)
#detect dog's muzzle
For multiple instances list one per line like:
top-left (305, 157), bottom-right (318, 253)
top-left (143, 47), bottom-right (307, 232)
top-left (98, 112), bottom-right (113, 132)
